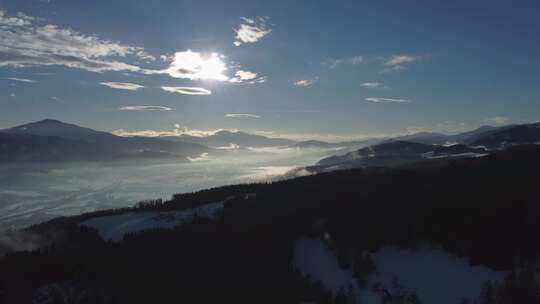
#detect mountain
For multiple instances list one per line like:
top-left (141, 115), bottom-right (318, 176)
top-left (289, 138), bottom-right (381, 150)
top-left (7, 145), bottom-right (540, 303)
top-left (388, 126), bottom-right (506, 145)
top-left (163, 130), bottom-right (295, 148)
top-left (316, 140), bottom-right (487, 169)
top-left (288, 140), bottom-right (345, 149)
top-left (388, 131), bottom-right (448, 145)
top-left (0, 119), bottom-right (211, 162)
top-left (2, 119), bottom-right (117, 142)
top-left (470, 122), bottom-right (540, 148)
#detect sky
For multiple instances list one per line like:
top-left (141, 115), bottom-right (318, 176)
top-left (0, 0), bottom-right (539, 141)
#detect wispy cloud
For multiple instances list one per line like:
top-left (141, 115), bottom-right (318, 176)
top-left (4, 77), bottom-right (35, 83)
top-left (349, 56), bottom-right (363, 65)
top-left (361, 82), bottom-right (384, 88)
top-left (386, 55), bottom-right (416, 66)
top-left (322, 55), bottom-right (363, 69)
top-left (294, 78), bottom-right (317, 87)
top-left (383, 54), bottom-right (417, 72)
top-left (484, 116), bottom-right (511, 126)
top-left (234, 16), bottom-right (272, 46)
top-left (160, 86), bottom-right (212, 95)
top-left (119, 105), bottom-right (172, 111)
top-left (225, 113), bottom-right (261, 118)
top-left (365, 97), bottom-right (411, 103)
top-left (0, 10), bottom-right (151, 73)
top-left (100, 82), bottom-right (144, 91)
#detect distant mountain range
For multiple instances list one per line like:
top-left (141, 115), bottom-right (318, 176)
top-left (1, 119), bottom-right (539, 164)
top-left (387, 125), bottom-right (504, 145)
top-left (315, 141), bottom-right (487, 169)
top-left (163, 130), bottom-right (295, 148)
top-left (310, 122), bottom-right (540, 171)
top-left (0, 119), bottom-right (209, 162)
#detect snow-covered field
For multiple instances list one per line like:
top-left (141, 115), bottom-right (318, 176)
top-left (81, 201), bottom-right (224, 242)
top-left (293, 236), bottom-right (506, 304)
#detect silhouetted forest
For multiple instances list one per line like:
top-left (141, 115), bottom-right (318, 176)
top-left (1, 145), bottom-right (540, 303)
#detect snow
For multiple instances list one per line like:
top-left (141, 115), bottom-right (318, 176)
top-left (422, 152), bottom-right (489, 159)
top-left (292, 236), bottom-right (357, 292)
top-left (365, 245), bottom-right (507, 304)
top-left (81, 201), bottom-right (224, 242)
top-left (292, 237), bottom-right (506, 304)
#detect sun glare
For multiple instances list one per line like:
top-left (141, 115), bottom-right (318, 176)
top-left (164, 50), bottom-right (229, 81)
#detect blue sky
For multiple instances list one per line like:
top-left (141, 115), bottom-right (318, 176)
top-left (1, 0), bottom-right (539, 141)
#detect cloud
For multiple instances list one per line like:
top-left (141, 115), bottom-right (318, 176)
top-left (234, 70), bottom-right (257, 80)
top-left (234, 16), bottom-right (272, 46)
top-left (365, 97), bottom-right (411, 103)
top-left (361, 82), bottom-right (384, 88)
top-left (100, 82), bottom-right (144, 91)
top-left (484, 116), bottom-right (510, 126)
top-left (4, 77), bottom-right (36, 83)
top-left (385, 55), bottom-right (416, 66)
top-left (229, 70), bottom-right (267, 84)
top-left (294, 78), bottom-right (317, 87)
top-left (113, 124), bottom-right (228, 138)
top-left (146, 50), bottom-right (228, 81)
top-left (216, 143), bottom-right (240, 150)
top-left (160, 86), bottom-right (212, 95)
top-left (383, 54), bottom-right (417, 72)
top-left (323, 55), bottom-right (363, 68)
top-left (119, 105), bottom-right (172, 111)
top-left (0, 9), bottom-right (150, 73)
top-left (255, 130), bottom-right (377, 142)
top-left (0, 11), bottom-right (34, 27)
top-left (322, 58), bottom-right (343, 69)
top-left (349, 56), bottom-right (363, 65)
top-left (225, 113), bottom-right (261, 118)
top-left (144, 50), bottom-right (266, 84)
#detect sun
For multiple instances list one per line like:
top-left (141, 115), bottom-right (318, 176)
top-left (197, 53), bottom-right (228, 81)
top-left (163, 50), bottom-right (229, 81)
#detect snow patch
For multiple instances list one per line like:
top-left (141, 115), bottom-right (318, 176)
top-left (365, 246), bottom-right (506, 304)
top-left (292, 237), bottom-right (506, 304)
top-left (292, 236), bottom-right (356, 292)
top-left (81, 201), bottom-right (223, 242)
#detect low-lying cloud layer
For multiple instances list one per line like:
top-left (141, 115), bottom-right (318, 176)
top-left (113, 124), bottom-right (228, 138)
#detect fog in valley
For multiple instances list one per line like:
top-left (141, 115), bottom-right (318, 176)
top-left (0, 147), bottom-right (336, 231)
